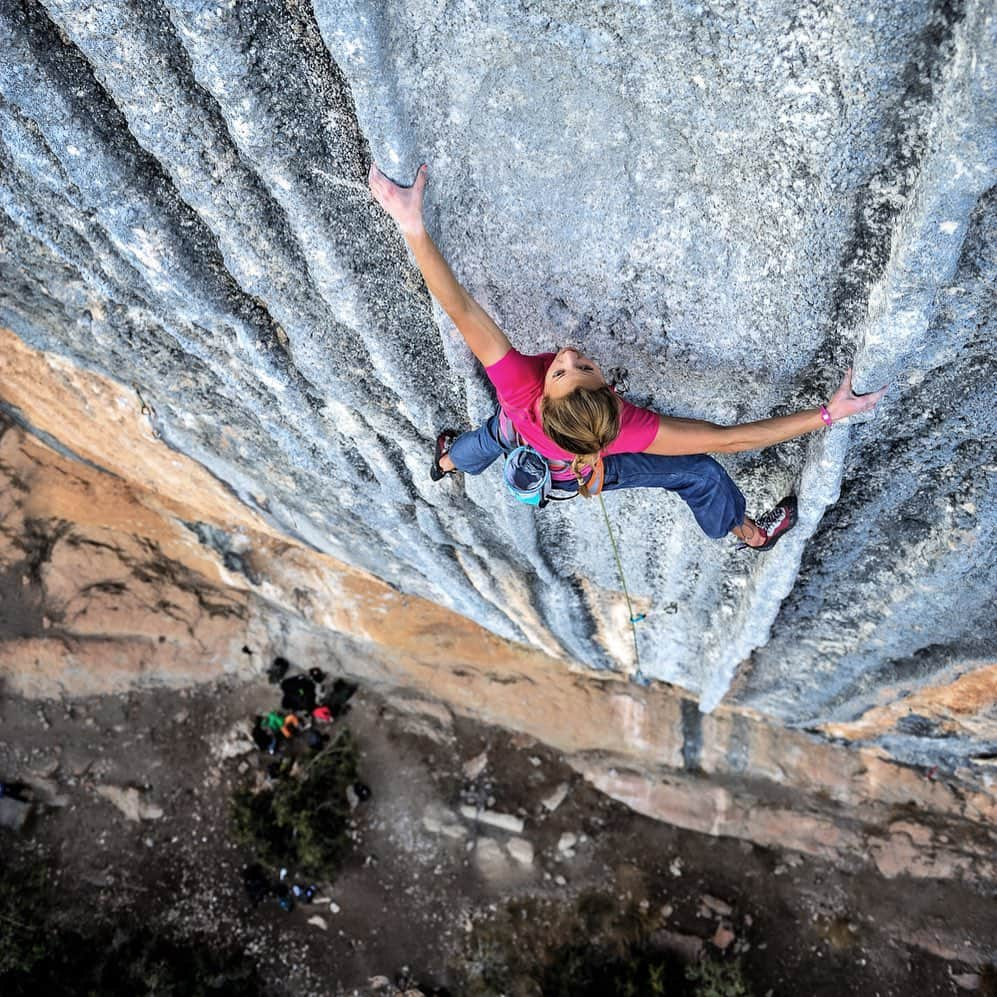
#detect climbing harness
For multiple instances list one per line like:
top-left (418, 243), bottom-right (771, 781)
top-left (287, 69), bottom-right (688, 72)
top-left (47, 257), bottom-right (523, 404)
top-left (598, 492), bottom-right (645, 671)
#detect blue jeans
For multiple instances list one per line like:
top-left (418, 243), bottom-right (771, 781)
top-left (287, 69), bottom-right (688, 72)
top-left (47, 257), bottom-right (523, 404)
top-left (448, 412), bottom-right (747, 539)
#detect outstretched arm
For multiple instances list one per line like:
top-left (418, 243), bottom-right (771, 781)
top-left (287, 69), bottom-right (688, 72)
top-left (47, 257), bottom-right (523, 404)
top-left (644, 369), bottom-right (887, 456)
top-left (368, 162), bottom-right (512, 367)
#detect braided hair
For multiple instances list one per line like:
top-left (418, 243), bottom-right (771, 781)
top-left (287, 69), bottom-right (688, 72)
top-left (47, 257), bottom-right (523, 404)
top-left (541, 385), bottom-right (620, 498)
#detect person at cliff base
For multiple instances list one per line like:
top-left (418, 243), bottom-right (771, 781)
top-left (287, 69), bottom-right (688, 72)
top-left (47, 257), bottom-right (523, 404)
top-left (0, 780), bottom-right (31, 802)
top-left (368, 163), bottom-right (887, 551)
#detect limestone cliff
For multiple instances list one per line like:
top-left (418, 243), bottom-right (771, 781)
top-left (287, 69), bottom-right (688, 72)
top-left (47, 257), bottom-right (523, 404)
top-left (0, 1), bottom-right (994, 828)
top-left (2, 376), bottom-right (995, 884)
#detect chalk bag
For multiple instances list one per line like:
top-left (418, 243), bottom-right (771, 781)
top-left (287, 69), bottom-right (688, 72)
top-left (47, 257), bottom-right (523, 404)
top-left (503, 445), bottom-right (552, 507)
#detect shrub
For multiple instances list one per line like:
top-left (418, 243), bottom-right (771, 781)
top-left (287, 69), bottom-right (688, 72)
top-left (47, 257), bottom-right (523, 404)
top-left (542, 942), bottom-right (676, 996)
top-left (230, 728), bottom-right (359, 878)
top-left (455, 892), bottom-right (756, 997)
top-left (685, 956), bottom-right (753, 997)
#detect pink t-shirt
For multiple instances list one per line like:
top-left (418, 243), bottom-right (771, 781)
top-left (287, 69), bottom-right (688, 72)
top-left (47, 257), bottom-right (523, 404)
top-left (484, 349), bottom-right (659, 480)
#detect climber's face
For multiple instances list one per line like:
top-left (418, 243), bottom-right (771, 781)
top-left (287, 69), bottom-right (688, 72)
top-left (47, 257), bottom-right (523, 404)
top-left (544, 347), bottom-right (607, 399)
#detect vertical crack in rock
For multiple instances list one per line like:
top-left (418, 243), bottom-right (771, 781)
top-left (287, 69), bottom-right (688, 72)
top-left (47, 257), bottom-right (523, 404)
top-left (2, 1), bottom-right (338, 410)
top-left (2, 0), bottom-right (547, 645)
top-left (0, 4), bottom-right (327, 425)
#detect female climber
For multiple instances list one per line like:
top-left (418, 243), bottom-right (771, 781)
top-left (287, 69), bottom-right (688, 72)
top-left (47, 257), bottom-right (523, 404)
top-left (368, 163), bottom-right (887, 550)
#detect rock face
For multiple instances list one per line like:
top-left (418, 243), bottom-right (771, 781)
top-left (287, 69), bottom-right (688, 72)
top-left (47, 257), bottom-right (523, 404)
top-left (0, 350), bottom-right (995, 883)
top-left (1, 1), bottom-right (995, 780)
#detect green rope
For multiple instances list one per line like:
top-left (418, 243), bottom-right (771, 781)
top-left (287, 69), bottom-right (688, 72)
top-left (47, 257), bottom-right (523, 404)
top-left (598, 493), bottom-right (644, 671)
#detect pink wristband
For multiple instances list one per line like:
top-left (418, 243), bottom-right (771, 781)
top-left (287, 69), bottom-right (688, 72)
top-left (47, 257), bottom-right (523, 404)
top-left (819, 404), bottom-right (833, 427)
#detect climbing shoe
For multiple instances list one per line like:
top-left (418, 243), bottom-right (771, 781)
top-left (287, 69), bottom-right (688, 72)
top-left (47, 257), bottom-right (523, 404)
top-left (740, 495), bottom-right (798, 552)
top-left (430, 429), bottom-right (458, 481)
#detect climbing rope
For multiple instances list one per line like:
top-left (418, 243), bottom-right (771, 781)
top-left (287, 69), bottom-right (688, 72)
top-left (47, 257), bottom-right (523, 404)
top-left (597, 493), bottom-right (645, 671)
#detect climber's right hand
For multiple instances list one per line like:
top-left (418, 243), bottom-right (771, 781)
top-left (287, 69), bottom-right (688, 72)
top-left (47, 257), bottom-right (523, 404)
top-left (368, 162), bottom-right (428, 236)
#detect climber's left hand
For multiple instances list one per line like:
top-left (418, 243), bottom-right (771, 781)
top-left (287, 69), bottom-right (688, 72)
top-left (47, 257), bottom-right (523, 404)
top-left (826, 368), bottom-right (888, 422)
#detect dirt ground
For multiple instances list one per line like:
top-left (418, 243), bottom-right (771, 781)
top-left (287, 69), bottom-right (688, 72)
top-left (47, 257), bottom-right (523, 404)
top-left (1, 669), bottom-right (994, 996)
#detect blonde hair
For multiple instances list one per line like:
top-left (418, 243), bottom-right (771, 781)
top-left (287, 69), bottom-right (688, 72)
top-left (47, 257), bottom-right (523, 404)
top-left (541, 385), bottom-right (620, 498)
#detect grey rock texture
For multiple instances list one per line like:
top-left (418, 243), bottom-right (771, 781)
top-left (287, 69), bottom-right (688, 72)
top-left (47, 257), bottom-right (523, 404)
top-left (1, 2), bottom-right (994, 768)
